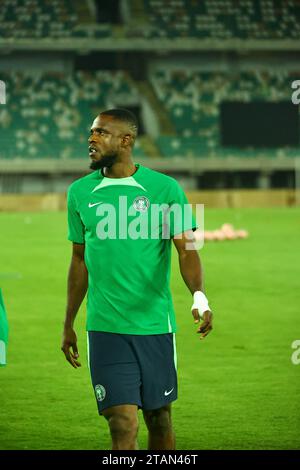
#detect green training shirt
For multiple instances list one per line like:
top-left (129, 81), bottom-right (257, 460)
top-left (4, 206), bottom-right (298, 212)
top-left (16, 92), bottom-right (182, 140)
top-left (67, 163), bottom-right (196, 335)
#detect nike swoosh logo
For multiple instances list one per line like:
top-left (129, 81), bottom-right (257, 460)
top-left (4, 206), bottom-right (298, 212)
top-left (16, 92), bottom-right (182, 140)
top-left (88, 202), bottom-right (103, 208)
top-left (164, 388), bottom-right (174, 396)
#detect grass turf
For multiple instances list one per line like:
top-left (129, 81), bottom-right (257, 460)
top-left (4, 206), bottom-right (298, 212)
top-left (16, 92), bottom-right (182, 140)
top-left (0, 208), bottom-right (299, 450)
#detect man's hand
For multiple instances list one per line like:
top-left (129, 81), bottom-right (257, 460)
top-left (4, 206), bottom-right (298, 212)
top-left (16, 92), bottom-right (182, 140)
top-left (61, 326), bottom-right (81, 368)
top-left (192, 309), bottom-right (213, 340)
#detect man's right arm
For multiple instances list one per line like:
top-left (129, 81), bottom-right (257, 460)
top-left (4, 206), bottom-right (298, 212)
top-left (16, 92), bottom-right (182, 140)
top-left (61, 242), bottom-right (88, 368)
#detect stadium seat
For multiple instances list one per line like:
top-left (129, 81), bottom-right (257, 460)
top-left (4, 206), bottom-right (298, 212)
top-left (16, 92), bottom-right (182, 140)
top-left (0, 71), bottom-right (142, 159)
top-left (151, 69), bottom-right (300, 158)
top-left (0, 0), bottom-right (106, 39)
top-left (142, 0), bottom-right (300, 39)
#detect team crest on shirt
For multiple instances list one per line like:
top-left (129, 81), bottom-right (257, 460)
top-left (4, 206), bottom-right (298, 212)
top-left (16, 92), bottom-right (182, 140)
top-left (95, 384), bottom-right (106, 402)
top-left (133, 196), bottom-right (150, 213)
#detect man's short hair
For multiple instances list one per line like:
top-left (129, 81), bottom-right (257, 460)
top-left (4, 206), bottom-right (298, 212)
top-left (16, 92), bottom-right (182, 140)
top-left (100, 108), bottom-right (138, 137)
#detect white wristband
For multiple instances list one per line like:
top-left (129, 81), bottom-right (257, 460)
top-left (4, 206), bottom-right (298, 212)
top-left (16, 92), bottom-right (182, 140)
top-left (191, 291), bottom-right (211, 319)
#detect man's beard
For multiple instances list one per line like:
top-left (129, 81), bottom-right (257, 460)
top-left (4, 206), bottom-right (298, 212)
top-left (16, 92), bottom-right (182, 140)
top-left (89, 153), bottom-right (118, 170)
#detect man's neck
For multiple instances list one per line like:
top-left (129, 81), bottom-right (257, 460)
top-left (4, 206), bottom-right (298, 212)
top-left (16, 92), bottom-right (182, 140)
top-left (103, 160), bottom-right (137, 179)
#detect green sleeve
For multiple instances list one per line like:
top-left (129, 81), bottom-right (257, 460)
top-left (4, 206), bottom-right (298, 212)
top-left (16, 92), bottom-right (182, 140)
top-left (67, 188), bottom-right (85, 244)
top-left (0, 289), bottom-right (8, 344)
top-left (168, 180), bottom-right (197, 237)
top-left (0, 289), bottom-right (8, 366)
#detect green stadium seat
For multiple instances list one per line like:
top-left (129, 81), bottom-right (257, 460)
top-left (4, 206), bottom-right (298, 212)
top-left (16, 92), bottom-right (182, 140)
top-left (143, 0), bottom-right (300, 39)
top-left (0, 0), bottom-right (105, 39)
top-left (0, 71), bottom-right (142, 160)
top-left (151, 69), bottom-right (300, 157)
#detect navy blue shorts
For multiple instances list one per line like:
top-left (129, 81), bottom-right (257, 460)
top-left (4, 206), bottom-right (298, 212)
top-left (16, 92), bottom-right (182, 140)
top-left (87, 331), bottom-right (178, 414)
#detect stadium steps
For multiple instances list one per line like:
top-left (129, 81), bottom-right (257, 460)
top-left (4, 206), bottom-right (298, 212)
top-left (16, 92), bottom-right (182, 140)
top-left (138, 135), bottom-right (162, 159)
top-left (124, 0), bottom-right (153, 36)
top-left (112, 25), bottom-right (126, 38)
top-left (129, 0), bottom-right (148, 23)
top-left (70, 0), bottom-right (93, 24)
top-left (134, 80), bottom-right (176, 136)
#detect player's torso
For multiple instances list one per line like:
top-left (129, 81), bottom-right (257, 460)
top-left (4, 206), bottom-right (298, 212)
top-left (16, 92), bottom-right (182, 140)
top-left (70, 167), bottom-right (178, 334)
top-left (75, 170), bottom-right (173, 246)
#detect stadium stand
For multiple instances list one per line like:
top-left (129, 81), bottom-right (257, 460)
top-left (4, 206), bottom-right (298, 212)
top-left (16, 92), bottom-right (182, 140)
top-left (1, 67), bottom-right (299, 161)
top-left (151, 69), bottom-right (300, 158)
top-left (0, 70), bottom-right (148, 159)
top-left (140, 0), bottom-right (300, 39)
top-left (0, 0), bottom-right (112, 39)
top-left (1, 0), bottom-right (300, 41)
top-left (0, 1), bottom-right (299, 195)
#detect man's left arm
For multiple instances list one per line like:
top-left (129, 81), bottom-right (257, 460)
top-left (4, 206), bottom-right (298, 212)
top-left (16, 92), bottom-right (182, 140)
top-left (173, 230), bottom-right (213, 340)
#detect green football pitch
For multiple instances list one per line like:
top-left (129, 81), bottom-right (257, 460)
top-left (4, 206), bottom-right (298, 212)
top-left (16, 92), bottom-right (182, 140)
top-left (0, 207), bottom-right (299, 450)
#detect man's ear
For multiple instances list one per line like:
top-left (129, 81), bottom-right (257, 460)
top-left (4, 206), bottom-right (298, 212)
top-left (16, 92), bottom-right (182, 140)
top-left (122, 134), bottom-right (133, 147)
